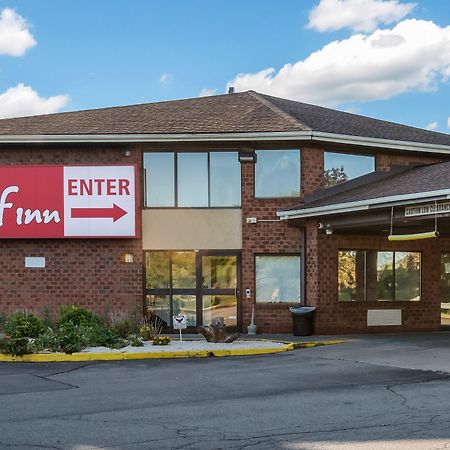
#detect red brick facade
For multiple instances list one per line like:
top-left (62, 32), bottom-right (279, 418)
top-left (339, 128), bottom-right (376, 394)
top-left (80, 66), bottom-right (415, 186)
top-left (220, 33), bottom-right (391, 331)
top-left (0, 145), bottom-right (143, 319)
top-left (0, 142), bottom-right (448, 334)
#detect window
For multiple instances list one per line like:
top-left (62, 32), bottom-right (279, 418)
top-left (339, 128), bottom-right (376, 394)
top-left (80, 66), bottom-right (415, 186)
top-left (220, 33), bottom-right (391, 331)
top-left (255, 255), bottom-right (301, 303)
top-left (324, 152), bottom-right (375, 187)
top-left (144, 151), bottom-right (241, 207)
top-left (255, 150), bottom-right (300, 198)
top-left (338, 250), bottom-right (421, 302)
top-left (143, 153), bottom-right (175, 207)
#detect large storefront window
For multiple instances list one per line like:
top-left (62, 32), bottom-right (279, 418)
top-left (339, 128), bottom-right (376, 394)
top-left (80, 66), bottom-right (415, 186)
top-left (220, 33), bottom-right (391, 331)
top-left (324, 152), bottom-right (375, 187)
top-left (338, 250), bottom-right (421, 302)
top-left (144, 151), bottom-right (241, 207)
top-left (255, 150), bottom-right (300, 198)
top-left (255, 255), bottom-right (301, 303)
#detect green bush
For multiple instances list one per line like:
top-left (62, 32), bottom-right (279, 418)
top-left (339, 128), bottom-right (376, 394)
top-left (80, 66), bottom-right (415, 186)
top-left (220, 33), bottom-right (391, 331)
top-left (82, 324), bottom-right (124, 348)
top-left (55, 323), bottom-right (86, 354)
top-left (112, 319), bottom-right (137, 339)
top-left (4, 312), bottom-right (44, 338)
top-left (0, 337), bottom-right (32, 356)
top-left (58, 305), bottom-right (102, 328)
top-left (32, 328), bottom-right (59, 353)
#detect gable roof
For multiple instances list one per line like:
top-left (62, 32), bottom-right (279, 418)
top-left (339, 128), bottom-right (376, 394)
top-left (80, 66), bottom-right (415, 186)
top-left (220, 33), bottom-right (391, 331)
top-left (279, 161), bottom-right (450, 220)
top-left (0, 90), bottom-right (448, 148)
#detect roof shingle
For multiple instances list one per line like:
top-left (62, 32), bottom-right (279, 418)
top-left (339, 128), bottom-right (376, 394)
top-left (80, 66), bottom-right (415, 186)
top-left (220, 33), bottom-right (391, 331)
top-left (0, 90), bottom-right (448, 147)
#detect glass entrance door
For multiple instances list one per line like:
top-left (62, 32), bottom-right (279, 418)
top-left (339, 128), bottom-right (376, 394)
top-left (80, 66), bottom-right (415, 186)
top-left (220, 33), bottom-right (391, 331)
top-left (145, 250), bottom-right (240, 330)
top-left (200, 253), bottom-right (238, 330)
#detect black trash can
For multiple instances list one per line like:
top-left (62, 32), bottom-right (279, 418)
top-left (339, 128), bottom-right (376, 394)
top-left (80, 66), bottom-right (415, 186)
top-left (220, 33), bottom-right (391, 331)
top-left (289, 306), bottom-right (317, 336)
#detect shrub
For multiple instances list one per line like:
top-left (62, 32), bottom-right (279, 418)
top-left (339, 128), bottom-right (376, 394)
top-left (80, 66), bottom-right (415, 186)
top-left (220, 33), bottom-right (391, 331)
top-left (4, 312), bottom-right (44, 338)
top-left (152, 336), bottom-right (171, 346)
top-left (32, 328), bottom-right (59, 353)
top-left (0, 337), bottom-right (32, 356)
top-left (82, 324), bottom-right (124, 348)
top-left (58, 305), bottom-right (102, 328)
top-left (55, 323), bottom-right (86, 354)
top-left (139, 317), bottom-right (163, 341)
top-left (129, 335), bottom-right (144, 347)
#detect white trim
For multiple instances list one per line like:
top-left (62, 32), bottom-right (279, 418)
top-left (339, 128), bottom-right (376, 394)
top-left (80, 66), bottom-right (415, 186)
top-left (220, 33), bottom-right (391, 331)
top-left (278, 189), bottom-right (450, 220)
top-left (312, 131), bottom-right (450, 154)
top-left (0, 130), bottom-right (448, 155)
top-left (0, 131), bottom-right (313, 144)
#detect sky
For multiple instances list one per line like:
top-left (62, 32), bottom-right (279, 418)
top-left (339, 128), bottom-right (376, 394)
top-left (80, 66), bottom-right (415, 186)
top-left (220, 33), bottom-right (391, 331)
top-left (0, 0), bottom-right (448, 133)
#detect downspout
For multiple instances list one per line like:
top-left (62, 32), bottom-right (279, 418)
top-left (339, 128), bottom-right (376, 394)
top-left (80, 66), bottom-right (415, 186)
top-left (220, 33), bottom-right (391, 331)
top-left (301, 226), bottom-right (306, 306)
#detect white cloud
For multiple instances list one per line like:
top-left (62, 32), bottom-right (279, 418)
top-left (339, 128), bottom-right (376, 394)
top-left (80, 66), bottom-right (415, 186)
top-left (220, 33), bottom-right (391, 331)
top-left (308, 0), bottom-right (416, 33)
top-left (227, 19), bottom-right (450, 106)
top-left (0, 8), bottom-right (36, 56)
top-left (159, 73), bottom-right (172, 85)
top-left (425, 121), bottom-right (438, 130)
top-left (448, 117), bottom-right (450, 129)
top-left (199, 88), bottom-right (217, 97)
top-left (0, 83), bottom-right (69, 118)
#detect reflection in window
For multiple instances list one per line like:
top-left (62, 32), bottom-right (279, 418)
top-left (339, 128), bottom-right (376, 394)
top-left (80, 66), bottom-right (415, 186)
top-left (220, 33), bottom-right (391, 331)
top-left (144, 153), bottom-right (175, 206)
top-left (146, 252), bottom-right (170, 289)
top-left (146, 295), bottom-right (170, 327)
top-left (172, 252), bottom-right (196, 288)
top-left (255, 150), bottom-right (300, 198)
top-left (324, 152), bottom-right (375, 188)
top-left (338, 250), bottom-right (421, 302)
top-left (202, 295), bottom-right (237, 327)
top-left (210, 152), bottom-right (241, 206)
top-left (255, 255), bottom-right (301, 303)
top-left (177, 153), bottom-right (208, 207)
top-left (441, 254), bottom-right (450, 325)
top-left (202, 256), bottom-right (237, 289)
top-left (173, 295), bottom-right (196, 326)
top-left (144, 151), bottom-right (241, 207)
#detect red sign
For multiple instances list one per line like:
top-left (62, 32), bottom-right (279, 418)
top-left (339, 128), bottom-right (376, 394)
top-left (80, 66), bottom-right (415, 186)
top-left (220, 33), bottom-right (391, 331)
top-left (0, 165), bottom-right (138, 238)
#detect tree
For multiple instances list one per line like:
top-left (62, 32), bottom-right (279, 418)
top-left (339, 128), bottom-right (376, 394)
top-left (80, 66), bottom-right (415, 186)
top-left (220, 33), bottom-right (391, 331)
top-left (324, 166), bottom-right (348, 188)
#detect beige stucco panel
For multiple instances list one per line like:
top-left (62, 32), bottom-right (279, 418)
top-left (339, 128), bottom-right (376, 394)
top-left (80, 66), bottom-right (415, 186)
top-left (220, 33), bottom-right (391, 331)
top-left (142, 209), bottom-right (242, 250)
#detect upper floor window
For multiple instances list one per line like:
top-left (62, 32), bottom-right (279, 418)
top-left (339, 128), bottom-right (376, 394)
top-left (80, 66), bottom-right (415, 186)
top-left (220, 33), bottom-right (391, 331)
top-left (255, 149), bottom-right (301, 198)
top-left (324, 152), bottom-right (375, 188)
top-left (144, 151), bottom-right (241, 207)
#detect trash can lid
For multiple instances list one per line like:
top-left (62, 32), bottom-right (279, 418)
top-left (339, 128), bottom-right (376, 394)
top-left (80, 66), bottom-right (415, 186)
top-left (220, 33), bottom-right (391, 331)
top-left (289, 306), bottom-right (317, 315)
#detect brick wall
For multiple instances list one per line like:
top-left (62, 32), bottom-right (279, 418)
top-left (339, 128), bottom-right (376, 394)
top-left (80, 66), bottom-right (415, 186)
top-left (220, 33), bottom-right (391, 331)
top-left (0, 145), bottom-right (143, 319)
top-left (308, 229), bottom-right (445, 334)
top-left (376, 153), bottom-right (443, 172)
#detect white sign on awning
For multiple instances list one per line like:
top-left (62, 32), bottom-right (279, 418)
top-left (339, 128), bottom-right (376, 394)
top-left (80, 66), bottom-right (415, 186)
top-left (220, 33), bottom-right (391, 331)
top-left (405, 202), bottom-right (450, 217)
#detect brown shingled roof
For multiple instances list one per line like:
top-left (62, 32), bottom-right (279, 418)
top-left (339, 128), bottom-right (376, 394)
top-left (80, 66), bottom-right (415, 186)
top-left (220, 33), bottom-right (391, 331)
top-left (283, 161), bottom-right (450, 214)
top-left (0, 90), bottom-right (449, 147)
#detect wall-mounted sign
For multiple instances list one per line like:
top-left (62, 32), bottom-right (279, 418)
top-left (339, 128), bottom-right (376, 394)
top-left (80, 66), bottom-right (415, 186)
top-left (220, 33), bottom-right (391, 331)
top-left (405, 202), bottom-right (450, 218)
top-left (0, 165), bottom-right (138, 238)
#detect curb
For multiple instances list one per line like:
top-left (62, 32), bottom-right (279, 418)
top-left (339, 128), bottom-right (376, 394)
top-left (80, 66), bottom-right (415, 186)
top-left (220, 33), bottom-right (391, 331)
top-left (0, 342), bottom-right (295, 362)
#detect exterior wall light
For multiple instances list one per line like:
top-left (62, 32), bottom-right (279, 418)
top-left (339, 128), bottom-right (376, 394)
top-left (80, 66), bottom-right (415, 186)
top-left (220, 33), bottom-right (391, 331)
top-left (123, 253), bottom-right (134, 263)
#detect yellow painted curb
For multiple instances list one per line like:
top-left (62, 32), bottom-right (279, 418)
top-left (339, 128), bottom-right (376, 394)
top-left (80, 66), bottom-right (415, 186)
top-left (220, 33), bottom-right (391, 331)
top-left (0, 342), bottom-right (295, 363)
top-left (292, 340), bottom-right (348, 349)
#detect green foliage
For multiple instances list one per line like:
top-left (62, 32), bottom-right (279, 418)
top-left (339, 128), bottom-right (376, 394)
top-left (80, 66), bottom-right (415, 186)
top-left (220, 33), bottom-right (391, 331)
top-left (32, 328), bottom-right (59, 353)
top-left (111, 318), bottom-right (138, 339)
top-left (139, 322), bottom-right (163, 341)
top-left (0, 312), bottom-right (7, 332)
top-left (0, 337), bottom-right (32, 356)
top-left (58, 305), bottom-right (102, 327)
top-left (42, 306), bottom-right (53, 329)
top-left (55, 323), bottom-right (87, 354)
top-left (152, 336), bottom-right (171, 346)
top-left (4, 311), bottom-right (44, 338)
top-left (129, 335), bottom-right (144, 347)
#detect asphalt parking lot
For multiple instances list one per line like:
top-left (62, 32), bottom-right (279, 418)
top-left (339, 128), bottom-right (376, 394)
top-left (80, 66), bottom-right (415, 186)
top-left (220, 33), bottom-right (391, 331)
top-left (2, 333), bottom-right (450, 449)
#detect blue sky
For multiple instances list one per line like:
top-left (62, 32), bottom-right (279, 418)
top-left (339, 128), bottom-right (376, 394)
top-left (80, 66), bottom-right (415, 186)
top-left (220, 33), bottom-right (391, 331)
top-left (0, 0), bottom-right (448, 132)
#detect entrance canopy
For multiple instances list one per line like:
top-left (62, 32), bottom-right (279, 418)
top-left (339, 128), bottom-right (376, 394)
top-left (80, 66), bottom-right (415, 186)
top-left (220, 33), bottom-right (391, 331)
top-left (278, 161), bottom-right (450, 236)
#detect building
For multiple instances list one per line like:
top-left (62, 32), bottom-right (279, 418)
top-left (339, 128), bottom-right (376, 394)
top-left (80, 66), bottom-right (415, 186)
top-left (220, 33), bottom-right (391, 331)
top-left (0, 90), bottom-right (450, 334)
